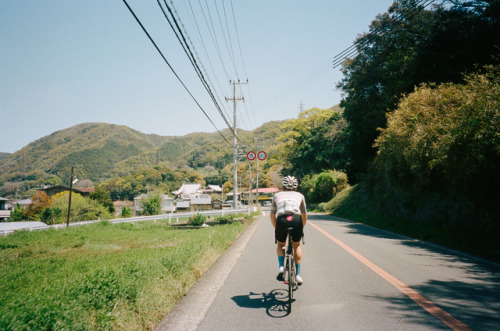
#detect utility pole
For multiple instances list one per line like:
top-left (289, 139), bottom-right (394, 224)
top-left (226, 79), bottom-right (247, 208)
top-left (255, 137), bottom-right (265, 206)
top-left (66, 167), bottom-right (74, 228)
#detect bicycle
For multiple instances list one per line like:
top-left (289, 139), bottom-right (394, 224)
top-left (283, 227), bottom-right (297, 311)
top-left (280, 226), bottom-right (304, 312)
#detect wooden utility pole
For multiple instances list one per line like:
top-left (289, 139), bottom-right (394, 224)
top-left (66, 167), bottom-right (74, 228)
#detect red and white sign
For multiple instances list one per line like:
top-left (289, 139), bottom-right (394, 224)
top-left (247, 151), bottom-right (256, 161)
top-left (257, 151), bottom-right (267, 161)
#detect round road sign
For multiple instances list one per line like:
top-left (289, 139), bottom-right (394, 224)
top-left (247, 151), bottom-right (256, 161)
top-left (257, 151), bottom-right (267, 161)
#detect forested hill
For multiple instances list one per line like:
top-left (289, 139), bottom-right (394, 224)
top-left (0, 121), bottom-right (285, 195)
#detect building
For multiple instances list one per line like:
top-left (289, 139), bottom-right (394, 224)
top-left (0, 197), bottom-right (10, 221)
top-left (190, 194), bottom-right (212, 211)
top-left (203, 185), bottom-right (223, 195)
top-left (14, 199), bottom-right (32, 209)
top-left (39, 185), bottom-right (94, 197)
top-left (171, 183), bottom-right (203, 196)
top-left (241, 187), bottom-right (279, 206)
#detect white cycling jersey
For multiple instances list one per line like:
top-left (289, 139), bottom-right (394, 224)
top-left (270, 190), bottom-right (307, 217)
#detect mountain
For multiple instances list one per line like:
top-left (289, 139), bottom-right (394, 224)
top-left (0, 123), bottom-right (166, 184)
top-left (0, 121), bottom-right (285, 197)
top-left (0, 153), bottom-right (10, 161)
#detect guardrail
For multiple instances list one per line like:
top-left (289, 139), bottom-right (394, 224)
top-left (0, 207), bottom-right (254, 236)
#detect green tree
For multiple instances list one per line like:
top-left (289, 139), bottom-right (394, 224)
top-left (277, 107), bottom-right (346, 179)
top-left (141, 194), bottom-right (161, 216)
top-left (51, 192), bottom-right (112, 223)
top-left (40, 207), bottom-right (62, 225)
top-left (90, 187), bottom-right (115, 214)
top-left (10, 203), bottom-right (25, 222)
top-left (374, 65), bottom-right (500, 208)
top-left (121, 207), bottom-right (132, 218)
top-left (301, 170), bottom-right (349, 204)
top-left (338, 0), bottom-right (500, 180)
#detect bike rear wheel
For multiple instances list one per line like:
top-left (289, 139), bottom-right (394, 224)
top-left (287, 254), bottom-right (293, 311)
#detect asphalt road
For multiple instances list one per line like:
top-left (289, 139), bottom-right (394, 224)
top-left (158, 211), bottom-right (500, 330)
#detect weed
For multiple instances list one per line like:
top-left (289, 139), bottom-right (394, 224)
top-left (0, 220), bottom-right (243, 329)
top-left (190, 214), bottom-right (207, 226)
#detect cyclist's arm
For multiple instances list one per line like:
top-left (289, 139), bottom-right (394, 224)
top-left (270, 194), bottom-right (278, 228)
top-left (270, 213), bottom-right (277, 228)
top-left (300, 198), bottom-right (307, 227)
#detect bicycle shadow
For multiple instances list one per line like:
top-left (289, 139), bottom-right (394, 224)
top-left (231, 289), bottom-right (293, 318)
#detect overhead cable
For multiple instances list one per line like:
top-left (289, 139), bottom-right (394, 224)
top-left (158, 0), bottom-right (237, 139)
top-left (121, 0), bottom-right (230, 145)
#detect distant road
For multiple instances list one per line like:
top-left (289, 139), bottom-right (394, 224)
top-left (190, 212), bottom-right (500, 330)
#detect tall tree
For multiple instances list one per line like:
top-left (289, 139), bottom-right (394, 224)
top-left (277, 108), bottom-right (346, 179)
top-left (338, 0), bottom-right (499, 181)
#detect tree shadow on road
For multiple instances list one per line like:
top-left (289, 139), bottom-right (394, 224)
top-left (310, 213), bottom-right (500, 329)
top-left (364, 276), bottom-right (500, 330)
top-left (231, 289), bottom-right (292, 318)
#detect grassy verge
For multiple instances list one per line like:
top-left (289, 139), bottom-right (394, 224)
top-left (0, 218), bottom-right (247, 330)
top-left (322, 185), bottom-right (500, 264)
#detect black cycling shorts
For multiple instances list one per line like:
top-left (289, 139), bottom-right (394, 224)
top-left (275, 213), bottom-right (303, 243)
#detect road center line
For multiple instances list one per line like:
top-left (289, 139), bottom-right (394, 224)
top-left (309, 221), bottom-right (470, 330)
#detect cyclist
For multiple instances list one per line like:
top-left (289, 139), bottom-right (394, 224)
top-left (270, 175), bottom-right (307, 285)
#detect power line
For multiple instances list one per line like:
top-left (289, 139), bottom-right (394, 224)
top-left (332, 0), bottom-right (436, 68)
top-left (214, 0), bottom-right (239, 78)
top-left (157, 0), bottom-right (236, 137)
top-left (184, 0), bottom-right (233, 122)
top-left (251, 0), bottom-right (436, 115)
top-left (121, 0), bottom-right (230, 145)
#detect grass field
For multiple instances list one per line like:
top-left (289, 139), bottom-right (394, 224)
top-left (0, 218), bottom-right (245, 330)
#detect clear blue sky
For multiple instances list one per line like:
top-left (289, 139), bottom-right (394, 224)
top-left (0, 0), bottom-right (394, 153)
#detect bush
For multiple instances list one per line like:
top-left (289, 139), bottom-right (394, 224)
top-left (301, 170), bottom-right (349, 204)
top-left (50, 192), bottom-right (113, 224)
top-left (217, 215), bottom-right (234, 224)
top-left (141, 194), bottom-right (161, 216)
top-left (41, 207), bottom-right (62, 225)
top-left (190, 214), bottom-right (206, 226)
top-left (9, 204), bottom-right (24, 222)
top-left (374, 65), bottom-right (499, 207)
top-left (121, 207), bottom-right (132, 218)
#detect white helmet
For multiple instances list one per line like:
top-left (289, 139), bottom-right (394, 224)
top-left (282, 175), bottom-right (298, 190)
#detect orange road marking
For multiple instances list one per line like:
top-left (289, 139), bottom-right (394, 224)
top-left (309, 221), bottom-right (471, 331)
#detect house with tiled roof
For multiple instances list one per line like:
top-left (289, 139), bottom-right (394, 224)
top-left (171, 183), bottom-right (203, 196)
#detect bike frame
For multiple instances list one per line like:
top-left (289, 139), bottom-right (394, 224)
top-left (284, 227), bottom-right (297, 312)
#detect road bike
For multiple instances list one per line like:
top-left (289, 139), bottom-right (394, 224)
top-left (283, 227), bottom-right (297, 311)
top-left (281, 226), bottom-right (304, 312)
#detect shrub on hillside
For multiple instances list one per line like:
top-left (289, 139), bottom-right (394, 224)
top-left (301, 170), bottom-right (349, 204)
top-left (374, 65), bottom-right (499, 207)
